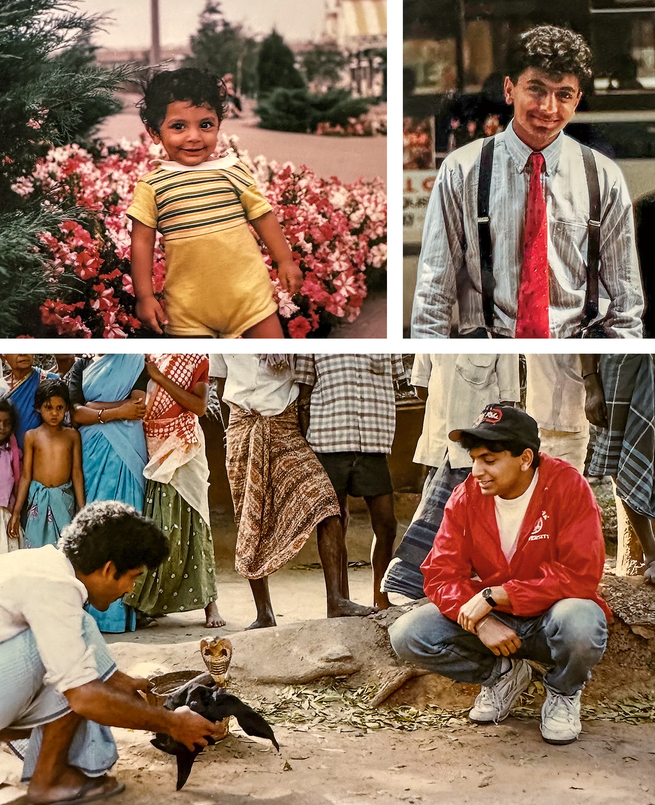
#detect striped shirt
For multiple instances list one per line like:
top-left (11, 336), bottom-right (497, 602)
top-left (411, 122), bottom-right (644, 339)
top-left (127, 156), bottom-right (271, 242)
top-left (294, 355), bottom-right (408, 454)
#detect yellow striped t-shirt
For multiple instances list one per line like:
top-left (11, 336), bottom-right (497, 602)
top-left (127, 159), bottom-right (272, 242)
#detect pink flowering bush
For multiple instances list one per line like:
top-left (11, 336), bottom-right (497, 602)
top-left (13, 133), bottom-right (386, 338)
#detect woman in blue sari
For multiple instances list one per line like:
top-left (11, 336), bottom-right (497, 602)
top-left (2, 355), bottom-right (57, 449)
top-left (70, 354), bottom-right (148, 632)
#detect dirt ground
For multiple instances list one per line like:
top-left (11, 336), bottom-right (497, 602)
top-left (1, 509), bottom-right (654, 805)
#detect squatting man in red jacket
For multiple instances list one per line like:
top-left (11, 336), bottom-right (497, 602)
top-left (390, 405), bottom-right (610, 745)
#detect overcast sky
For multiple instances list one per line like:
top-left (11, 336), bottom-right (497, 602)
top-left (81, 0), bottom-right (327, 50)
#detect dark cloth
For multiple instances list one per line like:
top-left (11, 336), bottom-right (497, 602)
top-left (316, 451), bottom-right (393, 498)
top-left (589, 354), bottom-right (655, 517)
top-left (382, 462), bottom-right (470, 599)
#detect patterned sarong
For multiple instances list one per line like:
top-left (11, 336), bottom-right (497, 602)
top-left (226, 401), bottom-right (340, 579)
top-left (23, 480), bottom-right (75, 549)
top-left (589, 354), bottom-right (655, 517)
top-left (382, 461), bottom-right (470, 599)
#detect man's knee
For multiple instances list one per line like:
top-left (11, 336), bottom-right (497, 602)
top-left (389, 603), bottom-right (447, 663)
top-left (545, 598), bottom-right (608, 659)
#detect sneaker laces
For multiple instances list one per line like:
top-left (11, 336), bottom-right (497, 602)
top-left (475, 682), bottom-right (503, 724)
top-left (543, 691), bottom-right (579, 722)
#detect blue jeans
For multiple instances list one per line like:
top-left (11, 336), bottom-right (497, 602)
top-left (389, 599), bottom-right (608, 696)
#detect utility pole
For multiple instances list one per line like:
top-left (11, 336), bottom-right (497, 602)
top-left (150, 0), bottom-right (161, 66)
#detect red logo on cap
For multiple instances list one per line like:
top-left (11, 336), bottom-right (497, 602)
top-left (481, 407), bottom-right (503, 424)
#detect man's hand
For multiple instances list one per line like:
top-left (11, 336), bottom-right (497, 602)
top-left (583, 373), bottom-right (608, 429)
top-left (135, 296), bottom-right (168, 335)
top-left (169, 706), bottom-right (220, 751)
top-left (457, 591), bottom-right (492, 633)
top-left (7, 513), bottom-right (20, 540)
top-left (476, 616), bottom-right (522, 657)
top-left (277, 258), bottom-right (303, 295)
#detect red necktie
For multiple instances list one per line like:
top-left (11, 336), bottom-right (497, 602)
top-left (515, 152), bottom-right (549, 338)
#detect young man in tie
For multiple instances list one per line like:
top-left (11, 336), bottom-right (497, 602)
top-left (411, 24), bottom-right (644, 338)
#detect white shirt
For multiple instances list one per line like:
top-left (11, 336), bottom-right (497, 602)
top-left (411, 121), bottom-right (644, 338)
top-left (412, 354), bottom-right (520, 469)
top-left (494, 470), bottom-right (540, 562)
top-left (526, 354), bottom-right (589, 434)
top-left (209, 354), bottom-right (298, 417)
top-left (0, 546), bottom-right (100, 693)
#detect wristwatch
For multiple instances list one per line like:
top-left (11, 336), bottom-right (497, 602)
top-left (482, 587), bottom-right (498, 607)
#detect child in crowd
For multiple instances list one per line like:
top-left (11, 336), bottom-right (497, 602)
top-left (0, 400), bottom-right (21, 553)
top-left (128, 68), bottom-right (302, 338)
top-left (8, 380), bottom-right (85, 548)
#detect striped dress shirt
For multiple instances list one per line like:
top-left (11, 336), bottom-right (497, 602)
top-left (294, 354), bottom-right (408, 454)
top-left (411, 122), bottom-right (644, 339)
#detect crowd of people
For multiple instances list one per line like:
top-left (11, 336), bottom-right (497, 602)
top-left (1, 350), bottom-right (654, 802)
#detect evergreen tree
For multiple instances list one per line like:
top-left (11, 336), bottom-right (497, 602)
top-left (257, 30), bottom-right (305, 97)
top-left (0, 0), bottom-right (128, 336)
top-left (300, 45), bottom-right (347, 92)
top-left (186, 2), bottom-right (259, 96)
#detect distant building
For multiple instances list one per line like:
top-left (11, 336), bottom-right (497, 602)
top-left (324, 0), bottom-right (387, 97)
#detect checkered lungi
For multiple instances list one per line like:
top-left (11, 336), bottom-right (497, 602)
top-left (382, 461), bottom-right (470, 599)
top-left (589, 354), bottom-right (655, 517)
top-left (0, 611), bottom-right (118, 782)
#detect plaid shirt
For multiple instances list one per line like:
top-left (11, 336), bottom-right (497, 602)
top-left (294, 354), bottom-right (408, 454)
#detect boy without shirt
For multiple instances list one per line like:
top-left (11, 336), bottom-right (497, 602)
top-left (390, 405), bottom-right (609, 745)
top-left (9, 380), bottom-right (85, 548)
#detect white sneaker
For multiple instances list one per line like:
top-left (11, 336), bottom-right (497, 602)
top-left (540, 688), bottom-right (582, 745)
top-left (469, 659), bottom-right (532, 724)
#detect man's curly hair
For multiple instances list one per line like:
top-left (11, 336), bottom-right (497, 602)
top-left (60, 500), bottom-right (168, 577)
top-left (508, 25), bottom-right (593, 89)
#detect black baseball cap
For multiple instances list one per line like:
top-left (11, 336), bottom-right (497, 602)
top-left (448, 404), bottom-right (540, 454)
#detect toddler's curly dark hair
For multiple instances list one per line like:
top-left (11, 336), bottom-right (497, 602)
top-left (508, 25), bottom-right (593, 89)
top-left (138, 68), bottom-right (228, 133)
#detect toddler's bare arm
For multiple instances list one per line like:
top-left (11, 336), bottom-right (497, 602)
top-left (251, 211), bottom-right (303, 295)
top-left (130, 219), bottom-right (168, 334)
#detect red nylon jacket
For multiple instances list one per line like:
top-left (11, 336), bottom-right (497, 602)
top-left (421, 454), bottom-right (611, 622)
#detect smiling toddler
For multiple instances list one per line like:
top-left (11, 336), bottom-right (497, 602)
top-left (128, 68), bottom-right (302, 338)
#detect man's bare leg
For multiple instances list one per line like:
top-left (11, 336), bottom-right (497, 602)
top-left (317, 514), bottom-right (375, 618)
top-left (337, 493), bottom-right (350, 598)
top-left (365, 492), bottom-right (398, 610)
top-left (26, 712), bottom-right (119, 805)
top-left (246, 577), bottom-right (276, 629)
top-left (622, 502), bottom-right (655, 583)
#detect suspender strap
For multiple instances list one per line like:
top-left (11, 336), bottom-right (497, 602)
top-left (580, 143), bottom-right (601, 324)
top-left (477, 136), bottom-right (496, 330)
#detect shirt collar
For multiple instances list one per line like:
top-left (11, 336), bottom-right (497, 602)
top-left (503, 120), bottom-right (564, 176)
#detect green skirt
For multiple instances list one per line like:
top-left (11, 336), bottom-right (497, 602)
top-left (125, 480), bottom-right (217, 616)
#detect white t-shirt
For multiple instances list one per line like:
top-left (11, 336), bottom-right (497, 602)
top-left (494, 470), bottom-right (540, 562)
top-left (209, 354), bottom-right (299, 417)
top-left (0, 545), bottom-right (101, 693)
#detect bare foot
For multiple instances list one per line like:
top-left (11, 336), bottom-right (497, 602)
top-left (328, 597), bottom-right (377, 618)
top-left (204, 601), bottom-right (226, 628)
top-left (28, 770), bottom-right (123, 805)
top-left (246, 614), bottom-right (276, 630)
top-left (644, 559), bottom-right (655, 584)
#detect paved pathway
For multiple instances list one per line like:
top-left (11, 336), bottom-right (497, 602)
top-left (98, 95), bottom-right (386, 184)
